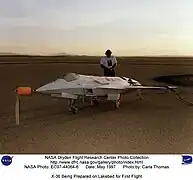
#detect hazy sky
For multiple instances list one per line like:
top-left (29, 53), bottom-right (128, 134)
top-left (0, 0), bottom-right (193, 55)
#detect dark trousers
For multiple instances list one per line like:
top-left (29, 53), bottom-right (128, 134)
top-left (104, 69), bottom-right (115, 77)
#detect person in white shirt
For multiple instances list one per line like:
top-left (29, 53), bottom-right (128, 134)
top-left (100, 49), bottom-right (117, 77)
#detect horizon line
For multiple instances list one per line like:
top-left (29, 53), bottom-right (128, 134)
top-left (1, 54), bottom-right (193, 58)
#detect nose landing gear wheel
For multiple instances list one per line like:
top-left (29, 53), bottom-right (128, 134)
top-left (68, 106), bottom-right (78, 114)
top-left (68, 99), bottom-right (79, 114)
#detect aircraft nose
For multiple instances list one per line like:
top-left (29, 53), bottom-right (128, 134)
top-left (35, 86), bottom-right (46, 93)
top-left (36, 83), bottom-right (53, 93)
top-left (36, 80), bottom-right (62, 93)
top-left (36, 79), bottom-right (67, 93)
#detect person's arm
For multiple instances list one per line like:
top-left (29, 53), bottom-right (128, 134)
top-left (111, 57), bottom-right (117, 69)
top-left (112, 63), bottom-right (116, 68)
top-left (101, 64), bottom-right (108, 69)
top-left (100, 57), bottom-right (109, 70)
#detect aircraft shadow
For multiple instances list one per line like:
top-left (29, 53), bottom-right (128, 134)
top-left (153, 74), bottom-right (193, 87)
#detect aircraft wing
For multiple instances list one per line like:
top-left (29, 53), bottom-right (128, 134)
top-left (95, 85), bottom-right (177, 91)
top-left (126, 85), bottom-right (177, 90)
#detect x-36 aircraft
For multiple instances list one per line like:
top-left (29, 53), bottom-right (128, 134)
top-left (17, 73), bottom-right (175, 114)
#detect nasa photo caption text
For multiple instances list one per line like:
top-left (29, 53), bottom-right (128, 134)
top-left (23, 155), bottom-right (170, 179)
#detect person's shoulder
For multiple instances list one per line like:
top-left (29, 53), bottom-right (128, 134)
top-left (111, 56), bottom-right (117, 63)
top-left (100, 56), bottom-right (106, 63)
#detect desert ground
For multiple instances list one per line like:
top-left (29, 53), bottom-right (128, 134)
top-left (0, 56), bottom-right (193, 153)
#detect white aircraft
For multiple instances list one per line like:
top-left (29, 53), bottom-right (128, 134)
top-left (33, 73), bottom-right (177, 114)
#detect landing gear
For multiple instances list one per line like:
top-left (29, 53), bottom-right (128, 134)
top-left (68, 97), bottom-right (99, 114)
top-left (68, 99), bottom-right (78, 114)
top-left (93, 98), bottom-right (99, 106)
top-left (90, 97), bottom-right (99, 106)
top-left (114, 99), bottom-right (121, 108)
top-left (137, 89), bottom-right (143, 100)
top-left (69, 106), bottom-right (78, 114)
top-left (114, 95), bottom-right (121, 109)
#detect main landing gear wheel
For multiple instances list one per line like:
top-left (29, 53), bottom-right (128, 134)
top-left (93, 99), bottom-right (99, 106)
top-left (115, 99), bottom-right (121, 108)
top-left (90, 97), bottom-right (99, 106)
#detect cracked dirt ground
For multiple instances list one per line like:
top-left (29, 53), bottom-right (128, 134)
top-left (0, 57), bottom-right (193, 153)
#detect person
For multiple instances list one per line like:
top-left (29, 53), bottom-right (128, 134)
top-left (100, 49), bottom-right (117, 77)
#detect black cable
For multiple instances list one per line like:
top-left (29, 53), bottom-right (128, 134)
top-left (166, 87), bottom-right (193, 106)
